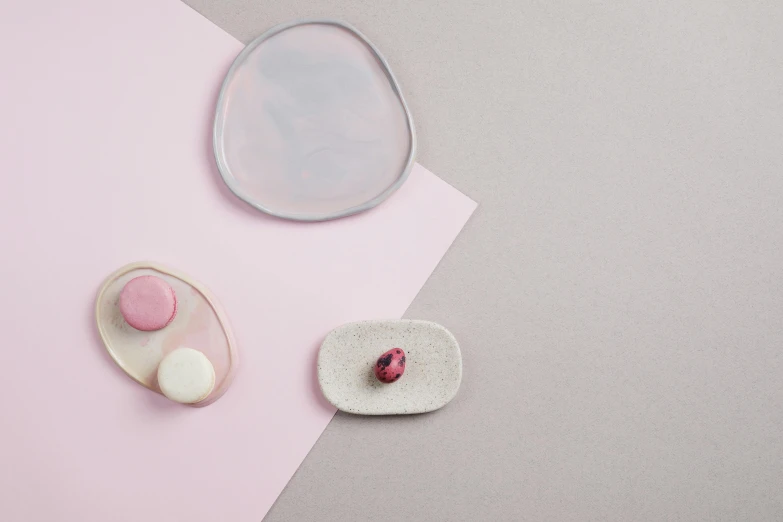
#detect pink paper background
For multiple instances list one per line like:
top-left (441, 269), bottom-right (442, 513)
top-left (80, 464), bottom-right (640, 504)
top-left (0, 1), bottom-right (475, 521)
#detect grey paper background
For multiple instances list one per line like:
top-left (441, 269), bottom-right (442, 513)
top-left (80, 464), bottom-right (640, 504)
top-left (183, 1), bottom-right (783, 520)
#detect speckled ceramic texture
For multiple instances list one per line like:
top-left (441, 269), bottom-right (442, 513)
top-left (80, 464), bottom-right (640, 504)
top-left (318, 320), bottom-right (462, 415)
top-left (213, 19), bottom-right (416, 222)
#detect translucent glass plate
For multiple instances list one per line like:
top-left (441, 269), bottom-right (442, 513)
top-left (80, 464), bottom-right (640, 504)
top-left (213, 19), bottom-right (416, 221)
top-left (95, 262), bottom-right (239, 407)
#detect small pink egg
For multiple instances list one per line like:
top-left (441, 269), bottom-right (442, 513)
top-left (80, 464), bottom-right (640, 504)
top-left (374, 348), bottom-right (406, 383)
top-left (119, 275), bottom-right (177, 331)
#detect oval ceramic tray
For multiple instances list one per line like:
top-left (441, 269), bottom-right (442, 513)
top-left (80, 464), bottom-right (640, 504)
top-left (95, 262), bottom-right (239, 407)
top-left (317, 320), bottom-right (462, 415)
top-left (213, 19), bottom-right (416, 221)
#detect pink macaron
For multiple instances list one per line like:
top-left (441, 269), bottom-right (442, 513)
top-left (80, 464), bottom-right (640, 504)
top-left (119, 275), bottom-right (178, 331)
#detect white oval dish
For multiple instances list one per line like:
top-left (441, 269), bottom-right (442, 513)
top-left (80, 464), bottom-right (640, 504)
top-left (95, 262), bottom-right (238, 407)
top-left (213, 19), bottom-right (416, 222)
top-left (317, 320), bottom-right (462, 415)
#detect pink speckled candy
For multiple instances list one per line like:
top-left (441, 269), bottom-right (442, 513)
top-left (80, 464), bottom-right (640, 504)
top-left (119, 275), bottom-right (177, 331)
top-left (374, 348), bottom-right (406, 383)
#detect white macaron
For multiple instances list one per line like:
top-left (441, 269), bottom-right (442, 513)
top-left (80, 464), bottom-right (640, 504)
top-left (157, 347), bottom-right (215, 404)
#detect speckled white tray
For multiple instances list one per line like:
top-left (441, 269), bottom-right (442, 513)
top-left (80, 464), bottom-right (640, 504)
top-left (317, 320), bottom-right (462, 415)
